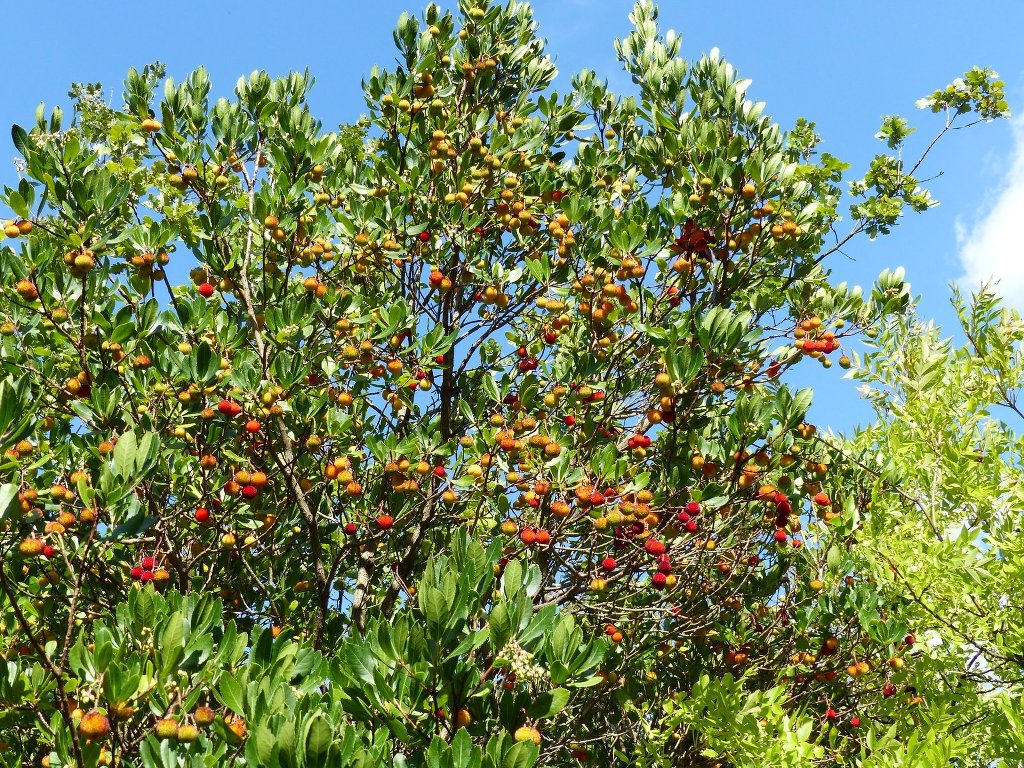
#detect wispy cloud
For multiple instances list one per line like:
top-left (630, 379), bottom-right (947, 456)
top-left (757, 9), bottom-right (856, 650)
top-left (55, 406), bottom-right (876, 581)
top-left (955, 116), bottom-right (1024, 305)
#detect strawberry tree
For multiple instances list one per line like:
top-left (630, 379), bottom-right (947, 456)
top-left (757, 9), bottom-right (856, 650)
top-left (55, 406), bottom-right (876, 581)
top-left (0, 1), bottom-right (1005, 766)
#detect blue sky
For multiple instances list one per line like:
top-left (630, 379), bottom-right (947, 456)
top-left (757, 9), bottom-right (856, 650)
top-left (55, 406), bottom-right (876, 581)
top-left (4, 0), bottom-right (1023, 432)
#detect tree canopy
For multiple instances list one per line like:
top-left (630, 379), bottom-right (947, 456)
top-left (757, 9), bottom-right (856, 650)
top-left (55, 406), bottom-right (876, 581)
top-left (0, 2), bottom-right (1012, 767)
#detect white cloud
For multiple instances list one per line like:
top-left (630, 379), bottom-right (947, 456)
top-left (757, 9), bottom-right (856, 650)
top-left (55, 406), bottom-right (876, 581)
top-left (955, 116), bottom-right (1024, 304)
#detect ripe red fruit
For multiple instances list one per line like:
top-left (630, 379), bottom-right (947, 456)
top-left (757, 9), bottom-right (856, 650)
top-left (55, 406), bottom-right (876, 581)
top-left (418, 231), bottom-right (431, 242)
top-left (217, 400), bottom-right (235, 415)
top-left (197, 282), bottom-right (215, 298)
top-left (544, 331), bottom-right (557, 344)
top-left (685, 501), bottom-right (701, 515)
top-left (194, 507), bottom-right (211, 523)
top-left (825, 708), bottom-right (838, 722)
top-left (519, 528), bottom-right (537, 545)
top-left (42, 545), bottom-right (56, 558)
top-left (684, 520), bottom-right (698, 533)
top-left (651, 572), bottom-right (667, 588)
top-left (141, 556), bottom-right (156, 571)
top-left (675, 511), bottom-right (690, 524)
top-left (535, 529), bottom-right (551, 545)
top-left (245, 419), bottom-right (261, 434)
top-left (376, 514), bottom-right (394, 530)
top-left (564, 415), bottom-right (576, 427)
top-left (904, 634), bottom-right (916, 646)
top-left (141, 571), bottom-right (154, 582)
top-left (432, 466), bottom-right (446, 478)
top-left (130, 566), bottom-right (144, 580)
top-left (344, 522), bottom-right (358, 535)
top-left (773, 529), bottom-right (788, 543)
top-left (644, 538), bottom-right (666, 556)
top-left (850, 716), bottom-right (861, 728)
top-left (882, 684), bottom-right (897, 698)
top-left (241, 485), bottom-right (258, 499)
top-left (601, 556), bottom-right (617, 571)
top-left (434, 354), bottom-right (445, 364)
top-left (813, 492), bottom-right (831, 507)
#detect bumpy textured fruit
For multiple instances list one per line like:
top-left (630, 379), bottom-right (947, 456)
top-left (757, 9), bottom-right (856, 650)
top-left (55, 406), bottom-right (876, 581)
top-left (514, 725), bottom-right (542, 745)
top-left (79, 711), bottom-right (111, 741)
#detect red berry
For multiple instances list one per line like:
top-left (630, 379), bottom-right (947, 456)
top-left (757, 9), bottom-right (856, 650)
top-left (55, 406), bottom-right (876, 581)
top-left (432, 465), bottom-right (446, 478)
top-left (904, 634), bottom-right (916, 646)
top-left (644, 538), bottom-right (666, 557)
top-left (685, 501), bottom-right (701, 515)
top-left (535, 529), bottom-right (551, 545)
top-left (130, 566), bottom-right (144, 580)
top-left (773, 529), bottom-right (788, 544)
top-left (601, 556), bottom-right (617, 571)
top-left (197, 282), bottom-right (215, 298)
top-left (434, 354), bottom-right (445, 364)
top-left (194, 508), bottom-right (210, 523)
top-left (241, 485), bottom-right (258, 499)
top-left (883, 684), bottom-right (897, 698)
top-left (141, 556), bottom-right (156, 571)
top-left (140, 571), bottom-right (154, 582)
top-left (418, 231), bottom-right (431, 242)
top-left (217, 400), bottom-right (235, 415)
top-left (245, 420), bottom-right (261, 434)
top-left (675, 511), bottom-right (690, 523)
top-left (651, 572), bottom-right (667, 588)
top-left (519, 528), bottom-right (536, 545)
top-left (850, 716), bottom-right (861, 728)
top-left (588, 491), bottom-right (605, 506)
top-left (344, 522), bottom-right (358, 535)
top-left (564, 415), bottom-right (576, 427)
top-left (544, 331), bottom-right (557, 344)
top-left (42, 545), bottom-right (56, 558)
top-left (376, 514), bottom-right (394, 530)
top-left (684, 520), bottom-right (698, 533)
top-left (825, 708), bottom-right (838, 722)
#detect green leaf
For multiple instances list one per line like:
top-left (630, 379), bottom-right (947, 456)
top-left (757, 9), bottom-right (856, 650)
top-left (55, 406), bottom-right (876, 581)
top-left (527, 688), bottom-right (569, 719)
top-left (502, 560), bottom-right (523, 598)
top-left (159, 611), bottom-right (184, 675)
top-left (113, 431), bottom-right (138, 479)
top-left (0, 483), bottom-right (19, 521)
top-left (501, 742), bottom-right (538, 768)
top-left (452, 727), bottom-right (475, 768)
top-left (217, 673), bottom-right (245, 715)
top-left (11, 124), bottom-right (29, 156)
top-left (304, 714), bottom-right (333, 760)
top-left (489, 601), bottom-right (512, 652)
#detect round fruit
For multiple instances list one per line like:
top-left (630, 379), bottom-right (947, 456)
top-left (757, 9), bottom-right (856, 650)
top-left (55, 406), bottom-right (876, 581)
top-left (79, 710), bottom-right (111, 741)
top-left (514, 726), bottom-right (542, 745)
top-left (154, 718), bottom-right (179, 740)
top-left (194, 706), bottom-right (216, 727)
